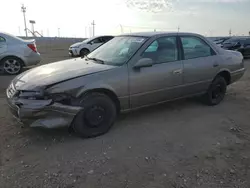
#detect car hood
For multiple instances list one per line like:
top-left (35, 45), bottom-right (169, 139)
top-left (12, 58), bottom-right (116, 90)
top-left (70, 42), bottom-right (83, 47)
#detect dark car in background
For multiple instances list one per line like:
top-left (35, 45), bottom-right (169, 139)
top-left (213, 37), bottom-right (231, 47)
top-left (222, 37), bottom-right (250, 58)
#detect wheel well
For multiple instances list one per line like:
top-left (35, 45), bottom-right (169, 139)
top-left (218, 71), bottom-right (231, 85)
top-left (80, 48), bottom-right (90, 52)
top-left (83, 89), bottom-right (121, 113)
top-left (0, 56), bottom-right (25, 66)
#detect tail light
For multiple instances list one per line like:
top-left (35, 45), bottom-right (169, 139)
top-left (27, 43), bottom-right (37, 53)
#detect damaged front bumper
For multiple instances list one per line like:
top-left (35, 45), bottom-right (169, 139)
top-left (7, 97), bottom-right (82, 129)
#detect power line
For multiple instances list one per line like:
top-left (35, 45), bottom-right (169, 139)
top-left (21, 4), bottom-right (28, 37)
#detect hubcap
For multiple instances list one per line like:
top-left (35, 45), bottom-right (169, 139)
top-left (84, 106), bottom-right (105, 127)
top-left (4, 59), bottom-right (21, 74)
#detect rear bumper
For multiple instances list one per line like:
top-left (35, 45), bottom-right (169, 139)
top-left (23, 52), bottom-right (41, 66)
top-left (7, 96), bottom-right (82, 129)
top-left (231, 68), bottom-right (245, 83)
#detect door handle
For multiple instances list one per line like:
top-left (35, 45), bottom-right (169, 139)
top-left (173, 69), bottom-right (183, 74)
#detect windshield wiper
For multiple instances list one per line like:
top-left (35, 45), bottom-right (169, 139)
top-left (88, 57), bottom-right (105, 64)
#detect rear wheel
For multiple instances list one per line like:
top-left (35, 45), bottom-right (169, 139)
top-left (72, 93), bottom-right (117, 138)
top-left (80, 49), bottom-right (90, 57)
top-left (1, 57), bottom-right (23, 75)
top-left (203, 75), bottom-right (227, 106)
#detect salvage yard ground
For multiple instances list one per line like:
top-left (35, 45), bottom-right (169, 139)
top-left (1, 43), bottom-right (250, 187)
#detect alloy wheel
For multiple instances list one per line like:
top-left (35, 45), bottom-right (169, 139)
top-left (4, 59), bottom-right (21, 75)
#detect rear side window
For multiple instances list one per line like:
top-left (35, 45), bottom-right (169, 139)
top-left (180, 36), bottom-right (214, 60)
top-left (0, 36), bottom-right (6, 43)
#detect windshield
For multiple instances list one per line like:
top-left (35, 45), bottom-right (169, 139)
top-left (87, 36), bottom-right (147, 66)
top-left (82, 37), bottom-right (94, 43)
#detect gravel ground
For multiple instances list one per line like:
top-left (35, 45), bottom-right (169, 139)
top-left (1, 50), bottom-right (250, 187)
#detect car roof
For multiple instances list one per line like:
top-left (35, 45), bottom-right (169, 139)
top-left (118, 31), bottom-right (202, 37)
top-left (92, 35), bottom-right (114, 38)
top-left (0, 31), bottom-right (24, 42)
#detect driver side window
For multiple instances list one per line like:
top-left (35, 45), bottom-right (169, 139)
top-left (142, 36), bottom-right (178, 64)
top-left (91, 37), bottom-right (102, 44)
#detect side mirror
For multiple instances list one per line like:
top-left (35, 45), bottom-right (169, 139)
top-left (133, 58), bottom-right (153, 69)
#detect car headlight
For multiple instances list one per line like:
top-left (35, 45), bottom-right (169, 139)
top-left (19, 90), bottom-right (45, 100)
top-left (48, 93), bottom-right (73, 105)
top-left (71, 45), bottom-right (80, 48)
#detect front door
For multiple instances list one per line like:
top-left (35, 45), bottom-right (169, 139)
top-left (0, 36), bottom-right (7, 55)
top-left (129, 36), bottom-right (184, 108)
top-left (179, 36), bottom-right (220, 96)
top-left (89, 37), bottom-right (103, 51)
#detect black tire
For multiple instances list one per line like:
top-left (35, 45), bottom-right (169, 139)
top-left (203, 75), bottom-right (227, 106)
top-left (72, 93), bottom-right (117, 138)
top-left (1, 56), bottom-right (23, 75)
top-left (80, 48), bottom-right (90, 57)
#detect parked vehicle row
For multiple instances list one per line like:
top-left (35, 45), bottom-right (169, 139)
top-left (221, 37), bottom-right (250, 58)
top-left (6, 32), bottom-right (245, 138)
top-left (212, 36), bottom-right (250, 58)
top-left (0, 32), bottom-right (41, 75)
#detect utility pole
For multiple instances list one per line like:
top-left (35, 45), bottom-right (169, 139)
top-left (119, 24), bottom-right (124, 34)
top-left (58, 28), bottom-right (60, 37)
top-left (91, 20), bottom-right (95, 37)
top-left (18, 26), bottom-right (21, 36)
top-left (177, 26), bottom-right (180, 32)
top-left (21, 4), bottom-right (28, 37)
top-left (229, 29), bottom-right (232, 37)
top-left (85, 26), bottom-right (87, 38)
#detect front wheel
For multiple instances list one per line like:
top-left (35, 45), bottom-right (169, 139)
top-left (203, 75), bottom-right (227, 106)
top-left (80, 49), bottom-right (90, 57)
top-left (72, 93), bottom-right (117, 138)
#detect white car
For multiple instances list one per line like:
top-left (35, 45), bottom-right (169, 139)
top-left (69, 35), bottom-right (114, 57)
top-left (0, 32), bottom-right (41, 75)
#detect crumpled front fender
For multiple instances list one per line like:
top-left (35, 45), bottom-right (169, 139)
top-left (8, 98), bottom-right (83, 129)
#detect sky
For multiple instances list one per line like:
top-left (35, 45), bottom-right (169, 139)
top-left (1, 0), bottom-right (250, 38)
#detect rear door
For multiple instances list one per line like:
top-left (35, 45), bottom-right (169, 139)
top-left (0, 36), bottom-right (7, 55)
top-left (179, 35), bottom-right (219, 96)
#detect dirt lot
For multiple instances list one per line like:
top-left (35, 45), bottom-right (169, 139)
top-left (1, 46), bottom-right (250, 187)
